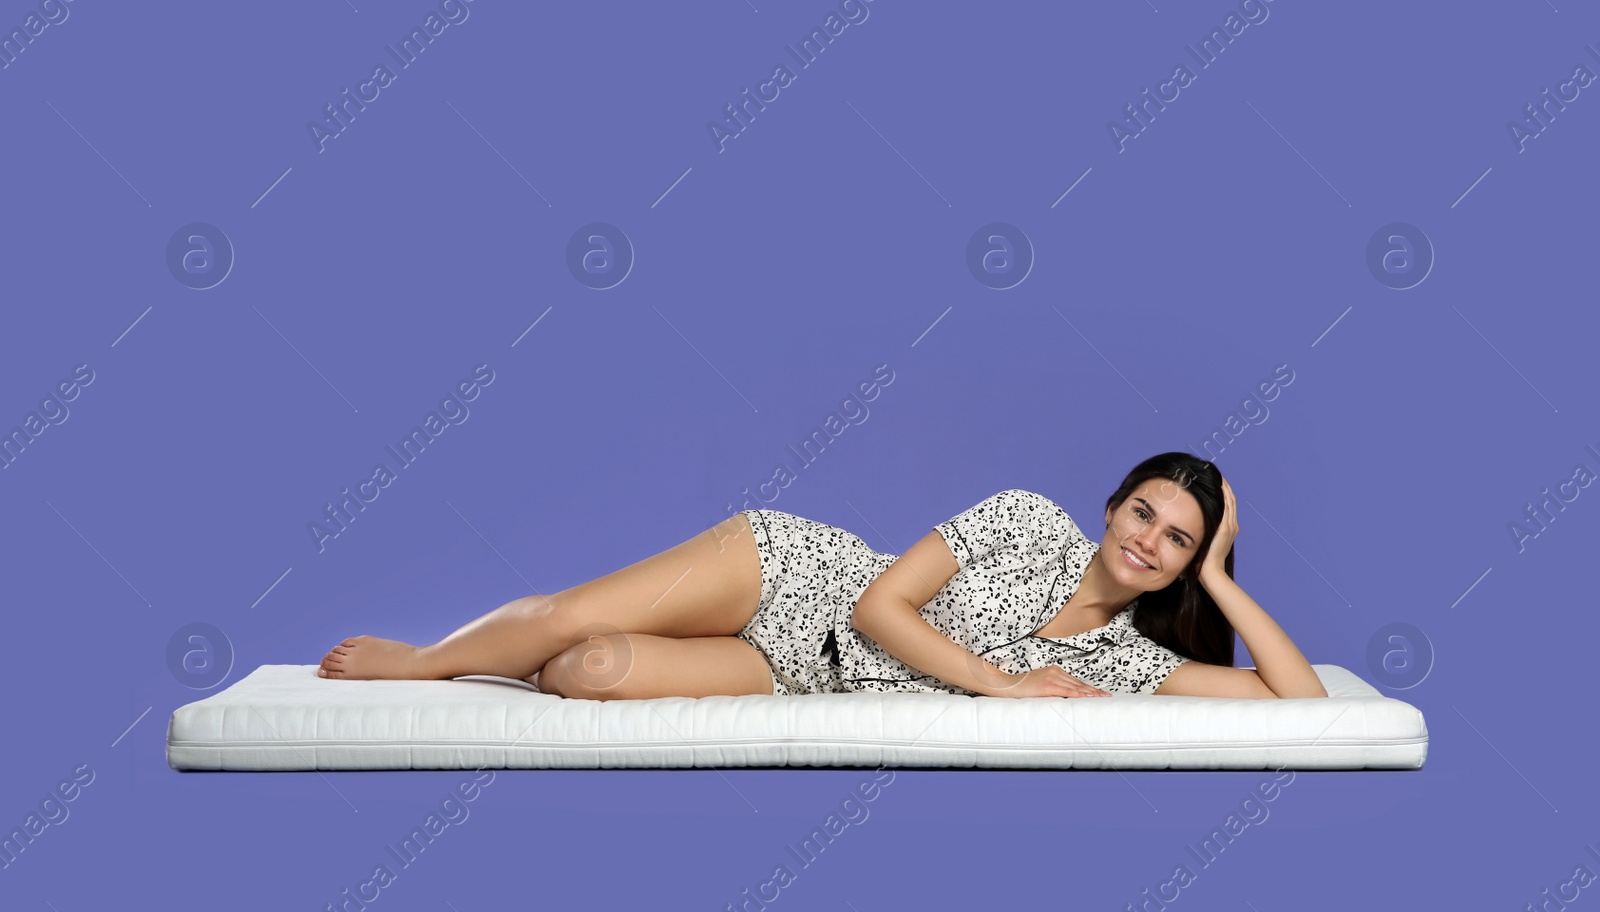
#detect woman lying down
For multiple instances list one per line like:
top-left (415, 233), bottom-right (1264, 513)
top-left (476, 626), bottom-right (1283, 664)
top-left (316, 452), bottom-right (1328, 702)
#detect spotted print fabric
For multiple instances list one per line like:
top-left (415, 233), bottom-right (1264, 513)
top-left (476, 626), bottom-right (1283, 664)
top-left (737, 489), bottom-right (1190, 697)
top-left (735, 508), bottom-right (894, 696)
top-left (995, 605), bottom-right (1192, 696)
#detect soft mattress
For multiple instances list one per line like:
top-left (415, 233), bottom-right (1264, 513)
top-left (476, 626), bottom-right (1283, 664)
top-left (166, 663), bottom-right (1427, 771)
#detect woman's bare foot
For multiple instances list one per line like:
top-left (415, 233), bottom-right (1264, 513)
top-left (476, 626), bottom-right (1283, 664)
top-left (318, 636), bottom-right (436, 680)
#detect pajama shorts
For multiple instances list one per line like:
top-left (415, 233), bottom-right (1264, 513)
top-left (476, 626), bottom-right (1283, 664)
top-left (734, 508), bottom-right (895, 696)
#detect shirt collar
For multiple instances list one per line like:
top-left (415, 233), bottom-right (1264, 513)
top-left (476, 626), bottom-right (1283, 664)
top-left (1049, 603), bottom-right (1136, 650)
top-left (1038, 524), bottom-right (1140, 647)
top-left (1066, 534), bottom-right (1098, 566)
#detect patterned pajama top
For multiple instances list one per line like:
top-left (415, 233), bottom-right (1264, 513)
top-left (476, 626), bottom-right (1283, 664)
top-left (736, 488), bottom-right (1191, 697)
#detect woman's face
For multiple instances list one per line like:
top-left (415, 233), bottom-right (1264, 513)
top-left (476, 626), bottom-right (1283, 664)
top-left (1100, 478), bottom-right (1207, 592)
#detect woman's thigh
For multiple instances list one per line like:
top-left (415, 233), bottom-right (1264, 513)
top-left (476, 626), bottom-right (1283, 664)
top-left (539, 513), bottom-right (764, 644)
top-left (536, 632), bottom-right (776, 700)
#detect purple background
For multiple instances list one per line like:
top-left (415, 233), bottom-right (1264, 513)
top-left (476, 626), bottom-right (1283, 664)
top-left (3, 0), bottom-right (1597, 909)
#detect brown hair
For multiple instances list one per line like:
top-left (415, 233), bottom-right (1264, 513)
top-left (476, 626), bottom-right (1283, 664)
top-left (1104, 452), bottom-right (1236, 666)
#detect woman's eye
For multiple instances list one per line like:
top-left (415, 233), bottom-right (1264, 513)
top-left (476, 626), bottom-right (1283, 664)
top-left (1135, 507), bottom-right (1185, 546)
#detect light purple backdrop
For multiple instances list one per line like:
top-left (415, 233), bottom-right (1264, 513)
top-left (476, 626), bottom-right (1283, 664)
top-left (2, 1), bottom-right (1596, 909)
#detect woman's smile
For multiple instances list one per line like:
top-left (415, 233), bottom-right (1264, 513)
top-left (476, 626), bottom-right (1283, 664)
top-left (1120, 546), bottom-right (1157, 571)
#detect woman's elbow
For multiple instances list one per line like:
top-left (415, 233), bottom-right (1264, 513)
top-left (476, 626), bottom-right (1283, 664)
top-left (851, 592), bottom-right (913, 633)
top-left (848, 599), bottom-right (885, 635)
top-left (1268, 682), bottom-right (1329, 699)
top-left (848, 603), bottom-right (868, 632)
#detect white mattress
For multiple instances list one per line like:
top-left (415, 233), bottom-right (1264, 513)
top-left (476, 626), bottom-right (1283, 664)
top-left (166, 663), bottom-right (1427, 771)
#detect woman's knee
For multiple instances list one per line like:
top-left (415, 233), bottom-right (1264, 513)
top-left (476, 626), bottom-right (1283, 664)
top-left (537, 634), bottom-right (637, 700)
top-left (518, 592), bottom-right (605, 652)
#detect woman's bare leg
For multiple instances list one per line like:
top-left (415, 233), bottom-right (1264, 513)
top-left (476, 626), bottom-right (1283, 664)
top-left (539, 633), bottom-right (775, 699)
top-left (318, 513), bottom-right (764, 681)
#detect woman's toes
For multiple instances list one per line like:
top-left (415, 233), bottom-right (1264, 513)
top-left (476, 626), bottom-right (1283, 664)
top-left (315, 635), bottom-right (421, 680)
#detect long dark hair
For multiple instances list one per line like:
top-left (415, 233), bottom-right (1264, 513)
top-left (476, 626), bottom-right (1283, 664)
top-left (1105, 452), bottom-right (1236, 666)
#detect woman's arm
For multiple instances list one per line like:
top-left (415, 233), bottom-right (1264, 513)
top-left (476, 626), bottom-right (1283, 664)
top-left (853, 592), bottom-right (1019, 696)
top-left (1156, 572), bottom-right (1327, 698)
top-left (852, 530), bottom-right (1014, 697)
top-left (852, 530), bottom-right (1108, 698)
top-left (1155, 477), bottom-right (1328, 699)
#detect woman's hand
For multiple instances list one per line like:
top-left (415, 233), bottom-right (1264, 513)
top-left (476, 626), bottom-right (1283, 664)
top-left (1184, 475), bottom-right (1329, 698)
top-left (1199, 475), bottom-right (1238, 588)
top-left (983, 666), bottom-right (1111, 698)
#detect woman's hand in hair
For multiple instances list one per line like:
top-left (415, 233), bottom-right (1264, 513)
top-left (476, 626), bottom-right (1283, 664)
top-left (984, 666), bottom-right (1111, 699)
top-left (1199, 475), bottom-right (1239, 587)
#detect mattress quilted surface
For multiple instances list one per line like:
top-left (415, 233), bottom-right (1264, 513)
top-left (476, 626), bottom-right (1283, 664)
top-left (166, 663), bottom-right (1427, 771)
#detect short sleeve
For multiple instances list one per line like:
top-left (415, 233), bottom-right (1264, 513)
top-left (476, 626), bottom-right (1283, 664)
top-left (1084, 634), bottom-right (1190, 695)
top-left (933, 489), bottom-right (1064, 572)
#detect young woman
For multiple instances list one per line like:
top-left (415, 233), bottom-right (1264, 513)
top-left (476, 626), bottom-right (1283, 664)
top-left (317, 452), bottom-right (1328, 701)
